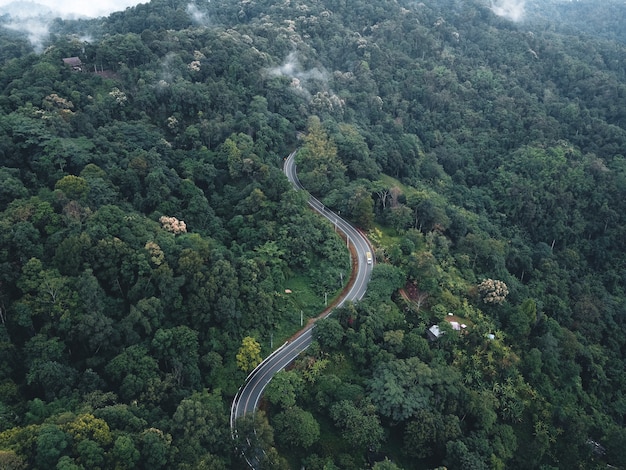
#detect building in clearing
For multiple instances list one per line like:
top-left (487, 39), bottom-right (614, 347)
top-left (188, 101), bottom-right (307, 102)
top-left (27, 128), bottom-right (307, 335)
top-left (62, 57), bottom-right (82, 71)
top-left (427, 324), bottom-right (442, 341)
top-left (427, 317), bottom-right (467, 341)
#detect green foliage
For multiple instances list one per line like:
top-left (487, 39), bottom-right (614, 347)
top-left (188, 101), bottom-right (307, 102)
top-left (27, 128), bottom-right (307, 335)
top-left (296, 116), bottom-right (346, 195)
top-left (273, 406), bottom-right (320, 449)
top-left (404, 410), bottom-right (461, 459)
top-left (138, 428), bottom-right (172, 470)
top-left (111, 435), bottom-right (140, 469)
top-left (313, 317), bottom-right (344, 351)
top-left (35, 424), bottom-right (69, 469)
top-left (171, 389), bottom-right (229, 463)
top-left (0, 167), bottom-right (28, 209)
top-left (329, 399), bottom-right (385, 451)
top-left (236, 336), bottom-right (262, 373)
top-left (372, 459), bottom-right (403, 470)
top-left (365, 264), bottom-right (406, 302)
top-left (0, 0), bottom-right (625, 468)
top-left (264, 370), bottom-right (303, 409)
top-left (368, 357), bottom-right (456, 422)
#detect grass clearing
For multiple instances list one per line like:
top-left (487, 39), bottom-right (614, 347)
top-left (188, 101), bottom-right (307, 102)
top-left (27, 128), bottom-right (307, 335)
top-left (284, 273), bottom-right (326, 317)
top-left (267, 271), bottom-right (345, 349)
top-left (370, 222), bottom-right (402, 246)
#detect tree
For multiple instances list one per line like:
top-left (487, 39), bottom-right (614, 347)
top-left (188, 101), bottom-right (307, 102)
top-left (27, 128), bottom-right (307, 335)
top-left (334, 123), bottom-right (379, 180)
top-left (105, 346), bottom-right (160, 402)
top-left (151, 326), bottom-right (200, 388)
top-left (54, 175), bottom-right (89, 201)
top-left (273, 406), bottom-right (320, 449)
top-left (23, 334), bottom-right (65, 369)
top-left (236, 336), bottom-right (262, 373)
top-left (313, 317), bottom-right (344, 351)
top-left (404, 410), bottom-right (461, 459)
top-left (0, 450), bottom-right (26, 470)
top-left (407, 251), bottom-right (440, 294)
top-left (74, 309), bottom-right (119, 358)
top-left (387, 205), bottom-right (413, 233)
top-left (93, 404), bottom-right (146, 433)
top-left (219, 134), bottom-right (244, 178)
top-left (296, 116), bottom-right (346, 195)
top-left (137, 428), bottom-right (172, 470)
top-left (366, 264), bottom-right (406, 302)
top-left (505, 298), bottom-right (536, 338)
top-left (171, 389), bottom-right (229, 459)
top-left (329, 399), bottom-right (385, 451)
top-left (110, 435), bottom-right (140, 470)
top-left (9, 222), bottom-right (43, 264)
top-left (372, 459), bottom-right (403, 470)
top-left (26, 361), bottom-right (79, 401)
top-left (383, 329), bottom-right (404, 355)
top-left (411, 198), bottom-right (450, 233)
top-left (207, 259), bottom-right (240, 332)
top-left (0, 167), bottom-right (28, 209)
top-left (64, 414), bottom-right (112, 448)
top-left (477, 279), bottom-right (509, 305)
top-left (54, 234), bottom-right (92, 276)
top-left (264, 370), bottom-right (304, 409)
top-left (445, 440), bottom-right (489, 470)
top-left (604, 426), bottom-right (626, 467)
top-left (159, 216), bottom-right (187, 234)
top-left (368, 357), bottom-right (459, 422)
top-left (233, 410), bottom-right (278, 466)
top-left (35, 424), bottom-right (69, 469)
top-left (76, 439), bottom-right (105, 469)
top-left (348, 186), bottom-right (375, 230)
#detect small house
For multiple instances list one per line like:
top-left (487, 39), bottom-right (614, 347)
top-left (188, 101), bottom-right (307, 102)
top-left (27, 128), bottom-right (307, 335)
top-left (427, 317), bottom-right (468, 341)
top-left (427, 324), bottom-right (442, 341)
top-left (62, 57), bottom-right (82, 72)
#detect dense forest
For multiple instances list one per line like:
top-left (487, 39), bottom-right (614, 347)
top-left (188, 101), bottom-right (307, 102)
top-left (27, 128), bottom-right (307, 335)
top-left (0, 0), bottom-right (625, 468)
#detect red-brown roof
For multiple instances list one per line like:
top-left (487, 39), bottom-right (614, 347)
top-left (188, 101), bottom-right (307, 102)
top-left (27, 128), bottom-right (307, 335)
top-left (62, 57), bottom-right (82, 67)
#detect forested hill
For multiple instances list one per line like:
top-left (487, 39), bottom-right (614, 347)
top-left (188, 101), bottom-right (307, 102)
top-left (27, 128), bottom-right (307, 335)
top-left (526, 0), bottom-right (626, 44)
top-left (0, 0), bottom-right (625, 468)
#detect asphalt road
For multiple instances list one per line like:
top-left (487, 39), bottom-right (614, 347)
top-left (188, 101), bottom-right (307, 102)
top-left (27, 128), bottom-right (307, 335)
top-left (230, 150), bottom-right (374, 465)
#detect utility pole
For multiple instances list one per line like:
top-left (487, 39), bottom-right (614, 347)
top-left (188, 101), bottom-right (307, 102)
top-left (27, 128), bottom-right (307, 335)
top-left (301, 310), bottom-right (303, 326)
top-left (324, 292), bottom-right (328, 306)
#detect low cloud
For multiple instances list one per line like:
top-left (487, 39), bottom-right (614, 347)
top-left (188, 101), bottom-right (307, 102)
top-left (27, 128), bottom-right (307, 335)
top-left (0, 0), bottom-right (146, 19)
top-left (186, 3), bottom-right (210, 27)
top-left (0, 0), bottom-right (145, 51)
top-left (267, 51), bottom-right (328, 98)
top-left (0, 2), bottom-right (54, 52)
top-left (491, 0), bottom-right (526, 22)
top-left (3, 18), bottom-right (49, 51)
top-left (267, 51), bottom-right (345, 115)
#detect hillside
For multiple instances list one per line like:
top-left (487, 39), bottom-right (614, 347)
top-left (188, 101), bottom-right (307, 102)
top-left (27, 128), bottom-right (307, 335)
top-left (0, 0), bottom-right (625, 468)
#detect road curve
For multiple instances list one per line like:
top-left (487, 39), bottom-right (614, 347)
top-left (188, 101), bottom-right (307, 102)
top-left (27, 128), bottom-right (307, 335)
top-left (230, 150), bottom-right (374, 466)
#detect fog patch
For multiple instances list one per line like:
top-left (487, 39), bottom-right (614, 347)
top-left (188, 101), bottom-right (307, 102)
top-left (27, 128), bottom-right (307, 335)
top-left (0, 2), bottom-right (54, 52)
top-left (0, 0), bottom-right (147, 19)
top-left (491, 0), bottom-right (526, 22)
top-left (267, 51), bottom-right (344, 116)
top-left (267, 51), bottom-right (328, 99)
top-left (187, 3), bottom-right (210, 27)
top-left (0, 0), bottom-right (146, 51)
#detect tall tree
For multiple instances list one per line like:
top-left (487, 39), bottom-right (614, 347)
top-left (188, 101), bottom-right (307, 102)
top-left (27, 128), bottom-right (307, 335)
top-left (236, 336), bottom-right (262, 373)
top-left (296, 116), bottom-right (346, 195)
top-left (273, 406), bottom-right (320, 449)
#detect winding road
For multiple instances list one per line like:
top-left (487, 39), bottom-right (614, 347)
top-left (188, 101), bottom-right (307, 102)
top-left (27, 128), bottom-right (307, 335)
top-left (230, 150), bottom-right (374, 467)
